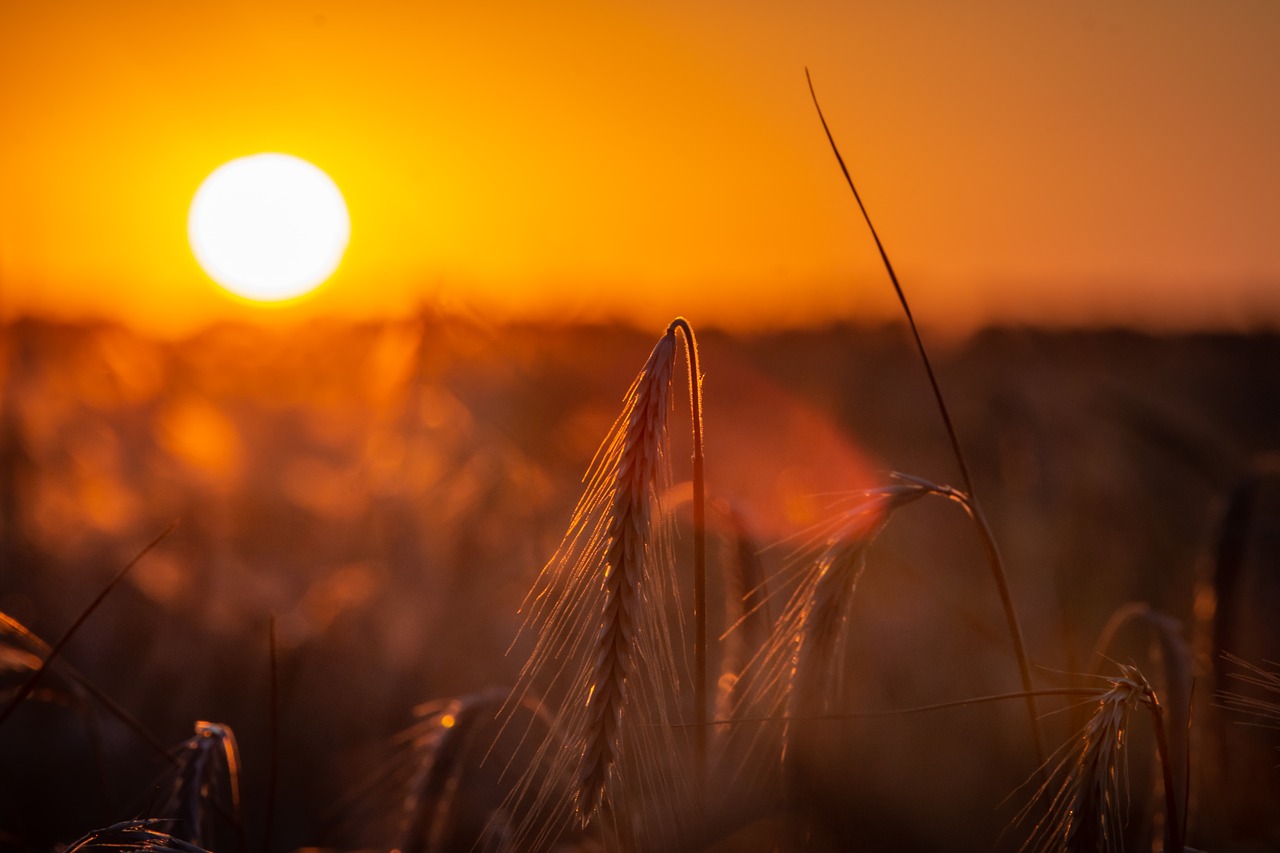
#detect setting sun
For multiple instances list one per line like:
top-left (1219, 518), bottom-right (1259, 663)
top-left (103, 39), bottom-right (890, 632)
top-left (188, 153), bottom-right (350, 303)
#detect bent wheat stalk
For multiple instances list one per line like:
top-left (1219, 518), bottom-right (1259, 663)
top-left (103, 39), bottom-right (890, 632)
top-left (806, 69), bottom-right (1045, 769)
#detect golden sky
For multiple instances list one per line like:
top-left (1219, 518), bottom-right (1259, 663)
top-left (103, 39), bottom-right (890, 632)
top-left (3, 0), bottom-right (1279, 335)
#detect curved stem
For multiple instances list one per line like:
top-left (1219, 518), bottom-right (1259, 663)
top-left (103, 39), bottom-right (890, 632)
top-left (1144, 686), bottom-right (1185, 853)
top-left (805, 69), bottom-right (1045, 769)
top-left (668, 317), bottom-right (707, 807)
top-left (962, 500), bottom-right (1048, 769)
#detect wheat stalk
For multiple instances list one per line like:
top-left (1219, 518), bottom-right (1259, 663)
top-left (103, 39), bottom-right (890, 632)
top-left (1201, 455), bottom-right (1280, 682)
top-left (806, 69), bottom-right (1045, 770)
top-left (1187, 456), bottom-right (1280, 843)
top-left (668, 316), bottom-right (709, 813)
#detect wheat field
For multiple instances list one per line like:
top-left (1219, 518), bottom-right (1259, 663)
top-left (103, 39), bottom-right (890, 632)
top-left (0, 311), bottom-right (1278, 851)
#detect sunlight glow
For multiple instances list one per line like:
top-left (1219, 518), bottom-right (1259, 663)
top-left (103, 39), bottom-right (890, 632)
top-left (189, 153), bottom-right (349, 302)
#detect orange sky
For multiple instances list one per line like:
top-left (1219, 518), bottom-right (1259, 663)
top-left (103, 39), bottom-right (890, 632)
top-left (2, 1), bottom-right (1279, 336)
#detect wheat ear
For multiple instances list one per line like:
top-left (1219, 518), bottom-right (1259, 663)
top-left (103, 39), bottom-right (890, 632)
top-left (575, 329), bottom-right (674, 818)
top-left (395, 691), bottom-right (505, 853)
top-left (721, 479), bottom-right (932, 796)
top-left (781, 484), bottom-right (929, 744)
top-left (159, 721), bottom-right (245, 853)
top-left (502, 324), bottom-right (688, 850)
top-left (1087, 601), bottom-right (1192, 851)
top-left (1018, 666), bottom-right (1183, 853)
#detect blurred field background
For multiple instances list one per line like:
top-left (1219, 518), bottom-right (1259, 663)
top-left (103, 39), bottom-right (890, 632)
top-left (1, 316), bottom-right (1278, 851)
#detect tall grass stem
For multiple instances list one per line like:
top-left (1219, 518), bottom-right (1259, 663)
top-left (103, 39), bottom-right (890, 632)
top-left (264, 617), bottom-right (279, 853)
top-left (668, 316), bottom-right (707, 810)
top-left (804, 68), bottom-right (1045, 769)
top-left (1146, 686), bottom-right (1185, 853)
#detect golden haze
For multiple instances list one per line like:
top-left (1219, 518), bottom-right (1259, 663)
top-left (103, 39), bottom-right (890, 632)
top-left (2, 1), bottom-right (1279, 335)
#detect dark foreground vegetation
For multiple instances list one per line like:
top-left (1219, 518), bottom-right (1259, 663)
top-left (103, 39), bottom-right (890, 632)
top-left (0, 315), bottom-right (1277, 851)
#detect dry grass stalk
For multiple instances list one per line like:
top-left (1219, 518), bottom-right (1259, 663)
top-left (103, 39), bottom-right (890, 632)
top-left (502, 325), bottom-right (690, 850)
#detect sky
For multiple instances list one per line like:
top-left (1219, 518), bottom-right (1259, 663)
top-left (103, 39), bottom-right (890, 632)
top-left (2, 0), bottom-right (1279, 336)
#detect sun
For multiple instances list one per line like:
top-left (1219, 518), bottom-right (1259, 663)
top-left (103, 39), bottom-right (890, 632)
top-left (188, 153), bottom-right (350, 302)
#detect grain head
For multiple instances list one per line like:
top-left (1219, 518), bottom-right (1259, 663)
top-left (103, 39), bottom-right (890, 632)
top-left (500, 326), bottom-right (691, 850)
